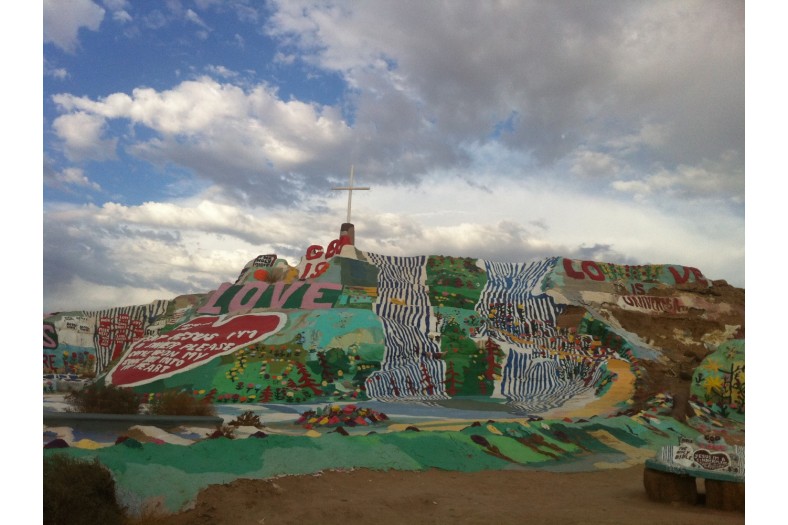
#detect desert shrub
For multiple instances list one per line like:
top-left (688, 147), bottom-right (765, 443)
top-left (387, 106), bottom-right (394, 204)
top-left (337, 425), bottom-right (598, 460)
top-left (229, 410), bottom-right (264, 428)
top-left (146, 390), bottom-right (216, 417)
top-left (44, 454), bottom-right (126, 525)
top-left (65, 382), bottom-right (141, 414)
top-left (206, 424), bottom-right (236, 439)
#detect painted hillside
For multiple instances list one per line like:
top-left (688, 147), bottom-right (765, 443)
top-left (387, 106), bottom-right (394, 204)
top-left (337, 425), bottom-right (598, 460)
top-left (43, 233), bottom-right (744, 427)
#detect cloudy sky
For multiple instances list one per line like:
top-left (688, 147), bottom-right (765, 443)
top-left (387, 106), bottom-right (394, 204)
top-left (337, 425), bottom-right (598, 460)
top-left (41, 0), bottom-right (745, 313)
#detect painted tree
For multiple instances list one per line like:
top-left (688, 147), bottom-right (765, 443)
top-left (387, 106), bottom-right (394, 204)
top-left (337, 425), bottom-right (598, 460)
top-left (419, 361), bottom-right (436, 395)
top-left (325, 348), bottom-right (351, 376)
top-left (441, 317), bottom-right (487, 396)
top-left (708, 361), bottom-right (745, 417)
top-left (434, 310), bottom-right (444, 332)
top-left (260, 386), bottom-right (273, 403)
top-left (444, 361), bottom-right (463, 396)
top-left (405, 376), bottom-right (417, 396)
top-left (477, 370), bottom-right (488, 395)
top-left (317, 351), bottom-right (334, 383)
top-left (483, 337), bottom-right (505, 381)
top-left (730, 363), bottom-right (745, 413)
top-left (295, 362), bottom-right (323, 396)
top-left (389, 377), bottom-right (401, 397)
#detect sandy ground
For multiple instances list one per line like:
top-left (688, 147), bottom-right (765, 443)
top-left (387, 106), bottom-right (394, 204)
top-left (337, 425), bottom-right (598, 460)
top-left (137, 465), bottom-right (744, 525)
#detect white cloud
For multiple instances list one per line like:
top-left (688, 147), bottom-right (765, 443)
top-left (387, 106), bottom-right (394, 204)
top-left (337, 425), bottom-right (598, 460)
top-left (51, 111), bottom-right (117, 161)
top-left (45, 276), bottom-right (175, 313)
top-left (51, 77), bottom-right (353, 203)
top-left (205, 65), bottom-right (238, 79)
top-left (111, 10), bottom-right (132, 23)
top-left (46, 167), bottom-right (101, 191)
top-left (185, 8), bottom-right (209, 29)
top-left (45, 67), bottom-right (69, 80)
top-left (48, 2), bottom-right (743, 206)
top-left (43, 0), bottom-right (105, 53)
top-left (265, 0), bottom-right (743, 196)
top-left (569, 150), bottom-right (621, 179)
top-left (612, 156), bottom-right (744, 203)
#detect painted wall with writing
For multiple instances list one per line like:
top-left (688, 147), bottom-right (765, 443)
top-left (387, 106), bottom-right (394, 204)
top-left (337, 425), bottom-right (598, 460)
top-left (556, 258), bottom-right (709, 289)
top-left (43, 251), bottom-right (739, 420)
top-left (43, 301), bottom-right (172, 376)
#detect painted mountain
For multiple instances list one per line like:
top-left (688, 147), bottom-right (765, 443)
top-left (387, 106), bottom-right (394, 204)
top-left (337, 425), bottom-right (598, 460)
top-left (43, 237), bottom-right (744, 423)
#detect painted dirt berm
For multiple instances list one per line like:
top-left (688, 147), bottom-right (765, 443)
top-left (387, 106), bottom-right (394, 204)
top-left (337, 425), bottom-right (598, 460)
top-left (44, 248), bottom-right (744, 429)
top-left (43, 244), bottom-right (745, 519)
top-left (593, 279), bottom-right (744, 426)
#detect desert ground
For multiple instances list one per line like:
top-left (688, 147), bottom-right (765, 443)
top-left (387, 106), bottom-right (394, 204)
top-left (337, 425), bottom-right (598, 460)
top-left (139, 464), bottom-right (744, 525)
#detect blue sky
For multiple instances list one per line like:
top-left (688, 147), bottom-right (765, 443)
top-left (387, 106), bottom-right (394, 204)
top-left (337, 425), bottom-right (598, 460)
top-left (40, 0), bottom-right (746, 313)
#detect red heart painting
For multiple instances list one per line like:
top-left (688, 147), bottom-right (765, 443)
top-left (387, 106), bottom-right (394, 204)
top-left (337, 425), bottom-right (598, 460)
top-left (106, 313), bottom-right (286, 387)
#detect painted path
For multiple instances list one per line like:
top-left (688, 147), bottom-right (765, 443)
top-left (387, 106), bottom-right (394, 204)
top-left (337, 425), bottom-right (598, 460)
top-left (44, 394), bottom-right (703, 517)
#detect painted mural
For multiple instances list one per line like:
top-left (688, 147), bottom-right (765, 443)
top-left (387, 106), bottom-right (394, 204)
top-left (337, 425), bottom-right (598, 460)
top-left (648, 434), bottom-right (744, 482)
top-left (43, 239), bottom-right (745, 421)
top-left (690, 339), bottom-right (745, 422)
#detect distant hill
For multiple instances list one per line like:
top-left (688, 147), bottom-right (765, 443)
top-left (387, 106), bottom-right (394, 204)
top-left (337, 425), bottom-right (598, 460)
top-left (43, 238), bottom-right (744, 424)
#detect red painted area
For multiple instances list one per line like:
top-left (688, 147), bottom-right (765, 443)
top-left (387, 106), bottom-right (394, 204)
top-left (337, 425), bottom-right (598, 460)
top-left (668, 266), bottom-right (708, 286)
top-left (43, 354), bottom-right (56, 371)
top-left (562, 259), bottom-right (615, 281)
top-left (563, 257), bottom-right (708, 286)
top-left (106, 313), bottom-right (286, 387)
top-left (563, 258), bottom-right (586, 279)
top-left (306, 236), bottom-right (351, 261)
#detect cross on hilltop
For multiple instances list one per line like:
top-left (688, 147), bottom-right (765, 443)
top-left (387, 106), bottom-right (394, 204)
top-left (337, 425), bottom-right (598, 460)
top-left (332, 165), bottom-right (370, 224)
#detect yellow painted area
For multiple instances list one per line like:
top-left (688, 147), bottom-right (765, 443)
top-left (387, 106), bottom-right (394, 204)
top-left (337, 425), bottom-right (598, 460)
top-left (540, 358), bottom-right (636, 419)
top-left (70, 438), bottom-right (110, 450)
top-left (305, 429), bottom-right (321, 438)
top-left (486, 424), bottom-right (503, 435)
top-left (387, 417), bottom-right (535, 433)
top-left (588, 429), bottom-right (655, 468)
top-left (581, 358), bottom-right (635, 412)
top-left (387, 420), bottom-right (475, 432)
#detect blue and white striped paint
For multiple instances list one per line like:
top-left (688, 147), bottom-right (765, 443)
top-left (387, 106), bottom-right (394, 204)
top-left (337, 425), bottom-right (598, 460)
top-left (499, 347), bottom-right (606, 412)
top-left (363, 253), bottom-right (448, 400)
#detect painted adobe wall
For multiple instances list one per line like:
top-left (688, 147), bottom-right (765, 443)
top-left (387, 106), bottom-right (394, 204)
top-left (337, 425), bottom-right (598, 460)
top-left (43, 240), bottom-right (744, 419)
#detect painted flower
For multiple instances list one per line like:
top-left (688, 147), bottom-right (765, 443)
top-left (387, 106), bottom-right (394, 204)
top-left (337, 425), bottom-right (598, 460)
top-left (703, 358), bottom-right (722, 373)
top-left (703, 375), bottom-right (724, 394)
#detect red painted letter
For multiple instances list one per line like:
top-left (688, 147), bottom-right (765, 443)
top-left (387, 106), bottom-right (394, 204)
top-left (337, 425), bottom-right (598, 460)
top-left (306, 245), bottom-right (324, 260)
top-left (563, 259), bottom-right (585, 279)
top-left (582, 261), bottom-right (605, 281)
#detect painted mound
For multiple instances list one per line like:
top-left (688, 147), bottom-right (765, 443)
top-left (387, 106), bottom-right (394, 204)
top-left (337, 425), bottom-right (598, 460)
top-left (43, 242), bottom-right (744, 423)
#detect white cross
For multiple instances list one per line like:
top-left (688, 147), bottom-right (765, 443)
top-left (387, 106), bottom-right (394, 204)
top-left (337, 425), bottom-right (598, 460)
top-left (332, 165), bottom-right (370, 224)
